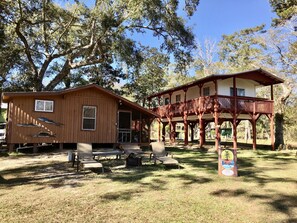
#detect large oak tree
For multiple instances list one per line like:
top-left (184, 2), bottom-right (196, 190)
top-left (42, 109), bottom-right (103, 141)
top-left (1, 0), bottom-right (199, 91)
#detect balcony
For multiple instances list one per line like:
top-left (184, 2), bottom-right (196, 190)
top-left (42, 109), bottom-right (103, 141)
top-left (152, 95), bottom-right (274, 118)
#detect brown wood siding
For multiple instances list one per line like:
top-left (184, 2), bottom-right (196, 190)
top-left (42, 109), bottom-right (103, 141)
top-left (7, 88), bottom-right (118, 144)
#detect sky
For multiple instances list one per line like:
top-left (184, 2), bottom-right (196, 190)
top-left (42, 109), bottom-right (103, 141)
top-left (192, 0), bottom-right (276, 41)
top-left (62, 0), bottom-right (277, 44)
top-left (126, 0), bottom-right (277, 51)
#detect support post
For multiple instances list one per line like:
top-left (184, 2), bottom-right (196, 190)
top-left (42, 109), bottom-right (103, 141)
top-left (184, 116), bottom-right (188, 145)
top-left (251, 119), bottom-right (257, 150)
top-left (158, 119), bottom-right (161, 142)
top-left (8, 143), bottom-right (15, 153)
top-left (232, 118), bottom-right (238, 149)
top-left (162, 122), bottom-right (167, 142)
top-left (233, 77), bottom-right (238, 150)
top-left (189, 122), bottom-right (196, 142)
top-left (169, 121), bottom-right (176, 144)
top-left (33, 143), bottom-right (38, 153)
top-left (214, 101), bottom-right (220, 151)
top-left (270, 114), bottom-right (275, 151)
top-left (199, 116), bottom-right (205, 147)
top-left (59, 143), bottom-right (64, 151)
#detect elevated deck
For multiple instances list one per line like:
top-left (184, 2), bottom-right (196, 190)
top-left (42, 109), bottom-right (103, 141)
top-left (152, 95), bottom-right (273, 119)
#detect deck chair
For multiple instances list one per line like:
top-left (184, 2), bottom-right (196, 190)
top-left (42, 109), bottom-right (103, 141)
top-left (150, 142), bottom-right (180, 168)
top-left (120, 144), bottom-right (143, 155)
top-left (77, 143), bottom-right (104, 173)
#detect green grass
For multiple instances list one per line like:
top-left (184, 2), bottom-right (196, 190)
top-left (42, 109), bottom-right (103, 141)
top-left (0, 147), bottom-right (296, 223)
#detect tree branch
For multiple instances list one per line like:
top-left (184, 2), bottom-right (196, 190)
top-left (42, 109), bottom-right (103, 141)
top-left (15, 19), bottom-right (39, 79)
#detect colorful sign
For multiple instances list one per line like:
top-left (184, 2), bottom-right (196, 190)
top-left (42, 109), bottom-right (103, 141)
top-left (218, 148), bottom-right (238, 177)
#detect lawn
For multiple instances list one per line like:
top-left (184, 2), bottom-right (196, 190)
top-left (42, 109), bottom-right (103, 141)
top-left (0, 146), bottom-right (296, 223)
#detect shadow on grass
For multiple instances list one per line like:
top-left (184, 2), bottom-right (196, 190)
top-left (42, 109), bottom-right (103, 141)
top-left (210, 188), bottom-right (297, 222)
top-left (0, 161), bottom-right (84, 190)
top-left (100, 188), bottom-right (145, 202)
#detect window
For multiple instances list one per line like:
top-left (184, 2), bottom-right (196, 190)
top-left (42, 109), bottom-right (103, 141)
top-left (164, 97), bottom-right (170, 105)
top-left (230, 88), bottom-right (245, 97)
top-left (82, 106), bottom-right (96, 130)
top-left (203, 87), bottom-right (210, 96)
top-left (35, 100), bottom-right (54, 112)
top-left (176, 94), bottom-right (181, 103)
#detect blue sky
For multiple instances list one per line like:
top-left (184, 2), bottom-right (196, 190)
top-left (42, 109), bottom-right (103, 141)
top-left (60, 0), bottom-right (277, 45)
top-left (192, 0), bottom-right (276, 41)
top-left (128, 0), bottom-right (277, 49)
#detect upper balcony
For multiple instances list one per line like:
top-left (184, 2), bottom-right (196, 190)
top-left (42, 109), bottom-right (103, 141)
top-left (151, 95), bottom-right (274, 118)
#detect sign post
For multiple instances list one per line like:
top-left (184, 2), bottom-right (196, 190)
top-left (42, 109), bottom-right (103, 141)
top-left (218, 148), bottom-right (238, 177)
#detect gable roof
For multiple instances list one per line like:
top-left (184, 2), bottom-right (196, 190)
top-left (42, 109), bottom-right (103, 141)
top-left (147, 68), bottom-right (284, 99)
top-left (2, 84), bottom-right (157, 117)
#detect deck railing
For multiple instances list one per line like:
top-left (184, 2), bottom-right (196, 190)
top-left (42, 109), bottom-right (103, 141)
top-left (152, 95), bottom-right (273, 118)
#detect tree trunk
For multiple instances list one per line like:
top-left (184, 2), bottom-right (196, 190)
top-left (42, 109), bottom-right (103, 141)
top-left (274, 112), bottom-right (284, 149)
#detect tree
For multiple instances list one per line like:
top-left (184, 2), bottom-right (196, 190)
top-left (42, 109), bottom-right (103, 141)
top-left (269, 0), bottom-right (297, 25)
top-left (2, 0), bottom-right (200, 92)
top-left (193, 39), bottom-right (223, 77)
top-left (218, 16), bottom-right (297, 148)
top-left (257, 16), bottom-right (297, 148)
top-left (218, 25), bottom-right (267, 72)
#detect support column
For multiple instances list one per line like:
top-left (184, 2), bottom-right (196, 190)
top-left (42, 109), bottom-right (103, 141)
top-left (270, 114), bottom-right (275, 151)
top-left (162, 122), bottom-right (167, 142)
top-left (59, 143), bottom-right (64, 151)
top-left (199, 116), bottom-right (205, 147)
top-left (169, 121), bottom-right (176, 144)
top-left (8, 143), bottom-right (15, 153)
top-left (232, 118), bottom-right (238, 149)
top-left (189, 122), bottom-right (196, 142)
top-left (232, 77), bottom-right (238, 150)
top-left (251, 119), bottom-right (257, 150)
top-left (183, 113), bottom-right (188, 145)
top-left (158, 119), bottom-right (161, 141)
top-left (33, 143), bottom-right (38, 153)
top-left (214, 102), bottom-right (220, 151)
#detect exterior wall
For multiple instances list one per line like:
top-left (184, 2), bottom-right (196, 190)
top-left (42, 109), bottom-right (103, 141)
top-left (7, 88), bottom-right (118, 144)
top-left (217, 78), bottom-right (256, 97)
top-left (158, 78), bottom-right (257, 105)
top-left (186, 86), bottom-right (199, 100)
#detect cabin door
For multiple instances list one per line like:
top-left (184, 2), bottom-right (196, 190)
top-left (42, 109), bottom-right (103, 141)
top-left (118, 111), bottom-right (132, 143)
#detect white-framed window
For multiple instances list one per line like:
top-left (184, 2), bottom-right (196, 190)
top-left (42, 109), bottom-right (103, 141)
top-left (35, 100), bottom-right (54, 112)
top-left (82, 106), bottom-right (96, 130)
top-left (230, 87), bottom-right (245, 97)
top-left (203, 87), bottom-right (210, 96)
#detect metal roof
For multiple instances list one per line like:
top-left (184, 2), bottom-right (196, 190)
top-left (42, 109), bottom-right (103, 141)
top-left (2, 84), bottom-right (157, 117)
top-left (147, 68), bottom-right (284, 99)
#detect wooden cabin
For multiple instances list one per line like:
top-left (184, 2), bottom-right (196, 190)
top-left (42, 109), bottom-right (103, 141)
top-left (146, 69), bottom-right (284, 150)
top-left (2, 84), bottom-right (157, 152)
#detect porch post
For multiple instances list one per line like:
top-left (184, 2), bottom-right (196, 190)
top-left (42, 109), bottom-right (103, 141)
top-left (199, 116), bottom-right (205, 147)
top-left (184, 116), bottom-right (188, 145)
top-left (251, 119), bottom-right (257, 150)
top-left (189, 122), bottom-right (196, 142)
top-left (270, 85), bottom-right (275, 150)
top-left (8, 143), bottom-right (15, 153)
top-left (158, 119), bottom-right (161, 141)
top-left (169, 121), bottom-right (176, 144)
top-left (270, 114), bottom-right (275, 151)
top-left (232, 118), bottom-right (238, 149)
top-left (214, 80), bottom-right (220, 151)
top-left (183, 88), bottom-right (188, 145)
top-left (270, 85), bottom-right (274, 100)
top-left (162, 122), bottom-right (167, 142)
top-left (233, 77), bottom-right (238, 149)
